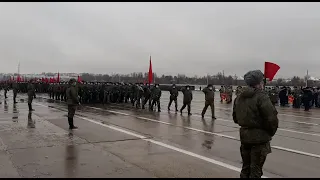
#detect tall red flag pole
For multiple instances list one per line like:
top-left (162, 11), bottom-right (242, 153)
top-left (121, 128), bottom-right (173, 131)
top-left (57, 72), bottom-right (60, 83)
top-left (148, 56), bottom-right (153, 85)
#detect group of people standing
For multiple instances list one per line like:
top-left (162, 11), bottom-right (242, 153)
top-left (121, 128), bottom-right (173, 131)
top-left (266, 86), bottom-right (320, 111)
top-left (0, 80), bottom-right (36, 111)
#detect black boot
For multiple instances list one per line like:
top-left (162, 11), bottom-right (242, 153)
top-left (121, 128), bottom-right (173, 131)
top-left (68, 117), bottom-right (78, 130)
top-left (28, 103), bottom-right (34, 111)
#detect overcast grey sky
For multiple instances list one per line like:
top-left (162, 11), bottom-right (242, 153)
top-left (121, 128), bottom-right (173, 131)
top-left (0, 2), bottom-right (319, 78)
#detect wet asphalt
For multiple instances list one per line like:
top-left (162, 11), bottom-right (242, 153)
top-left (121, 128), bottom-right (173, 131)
top-left (1, 91), bottom-right (320, 178)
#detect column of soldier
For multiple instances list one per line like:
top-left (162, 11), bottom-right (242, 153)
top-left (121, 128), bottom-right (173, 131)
top-left (48, 82), bottom-right (164, 112)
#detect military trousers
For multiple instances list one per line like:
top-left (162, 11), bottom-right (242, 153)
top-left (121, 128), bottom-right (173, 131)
top-left (240, 142), bottom-right (271, 178)
top-left (68, 105), bottom-right (76, 118)
top-left (13, 90), bottom-right (17, 103)
top-left (168, 97), bottom-right (178, 110)
top-left (151, 98), bottom-right (161, 111)
top-left (142, 96), bottom-right (151, 109)
top-left (201, 100), bottom-right (215, 117)
top-left (180, 102), bottom-right (191, 114)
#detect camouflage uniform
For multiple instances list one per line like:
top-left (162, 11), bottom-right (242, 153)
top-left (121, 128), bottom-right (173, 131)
top-left (27, 81), bottom-right (36, 111)
top-left (167, 84), bottom-right (179, 111)
top-left (135, 84), bottom-right (144, 108)
top-left (150, 84), bottom-right (161, 112)
top-left (201, 85), bottom-right (215, 119)
top-left (233, 70), bottom-right (278, 178)
top-left (180, 85), bottom-right (193, 115)
top-left (142, 84), bottom-right (151, 109)
top-left (66, 79), bottom-right (79, 129)
top-left (268, 88), bottom-right (279, 106)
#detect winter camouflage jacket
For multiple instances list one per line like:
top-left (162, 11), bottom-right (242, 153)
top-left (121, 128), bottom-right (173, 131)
top-left (66, 85), bottom-right (79, 105)
top-left (233, 87), bottom-right (279, 144)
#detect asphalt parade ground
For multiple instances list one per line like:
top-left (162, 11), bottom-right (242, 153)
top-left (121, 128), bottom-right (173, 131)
top-left (1, 91), bottom-right (320, 178)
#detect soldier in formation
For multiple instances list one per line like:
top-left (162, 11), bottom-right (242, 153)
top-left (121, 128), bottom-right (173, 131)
top-left (27, 80), bottom-right (36, 111)
top-left (66, 78), bottom-right (79, 130)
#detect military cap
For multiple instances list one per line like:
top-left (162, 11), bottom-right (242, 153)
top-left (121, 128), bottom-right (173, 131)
top-left (244, 70), bottom-right (264, 87)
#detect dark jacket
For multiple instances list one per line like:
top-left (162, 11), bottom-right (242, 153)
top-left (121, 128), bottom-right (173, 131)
top-left (233, 87), bottom-right (279, 144)
top-left (151, 87), bottom-right (162, 100)
top-left (182, 88), bottom-right (193, 104)
top-left (27, 83), bottom-right (36, 97)
top-left (202, 87), bottom-right (215, 102)
top-left (66, 85), bottom-right (79, 105)
top-left (169, 87), bottom-right (179, 99)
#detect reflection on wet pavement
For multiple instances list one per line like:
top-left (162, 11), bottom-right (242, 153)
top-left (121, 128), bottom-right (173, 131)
top-left (202, 120), bottom-right (215, 149)
top-left (27, 111), bottom-right (35, 128)
top-left (12, 104), bottom-right (18, 122)
top-left (4, 100), bottom-right (8, 112)
top-left (65, 144), bottom-right (79, 178)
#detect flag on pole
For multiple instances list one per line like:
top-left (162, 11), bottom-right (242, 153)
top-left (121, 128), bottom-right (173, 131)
top-left (57, 72), bottom-right (60, 83)
top-left (77, 75), bottom-right (82, 83)
top-left (148, 56), bottom-right (153, 84)
top-left (264, 62), bottom-right (280, 81)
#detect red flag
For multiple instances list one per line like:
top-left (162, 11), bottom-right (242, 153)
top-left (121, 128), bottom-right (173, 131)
top-left (57, 72), bottom-right (60, 83)
top-left (77, 75), bottom-right (82, 83)
top-left (264, 62), bottom-right (280, 81)
top-left (148, 56), bottom-right (153, 84)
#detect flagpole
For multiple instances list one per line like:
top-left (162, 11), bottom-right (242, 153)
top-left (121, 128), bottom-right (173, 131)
top-left (306, 70), bottom-right (308, 87)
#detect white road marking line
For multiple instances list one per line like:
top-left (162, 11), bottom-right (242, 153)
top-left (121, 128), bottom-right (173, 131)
top-left (278, 128), bottom-right (320, 137)
top-left (272, 146), bottom-right (320, 159)
top-left (188, 106), bottom-right (320, 126)
top-left (35, 103), bottom-right (266, 178)
top-left (163, 99), bottom-right (320, 122)
top-left (34, 102), bottom-right (320, 159)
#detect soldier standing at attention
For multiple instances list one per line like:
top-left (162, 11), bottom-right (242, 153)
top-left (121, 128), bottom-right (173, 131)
top-left (201, 84), bottom-right (216, 119)
top-left (180, 85), bottom-right (193, 116)
top-left (66, 78), bottom-right (79, 130)
top-left (167, 84), bottom-right (179, 112)
top-left (27, 80), bottom-right (36, 111)
top-left (233, 70), bottom-right (278, 178)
